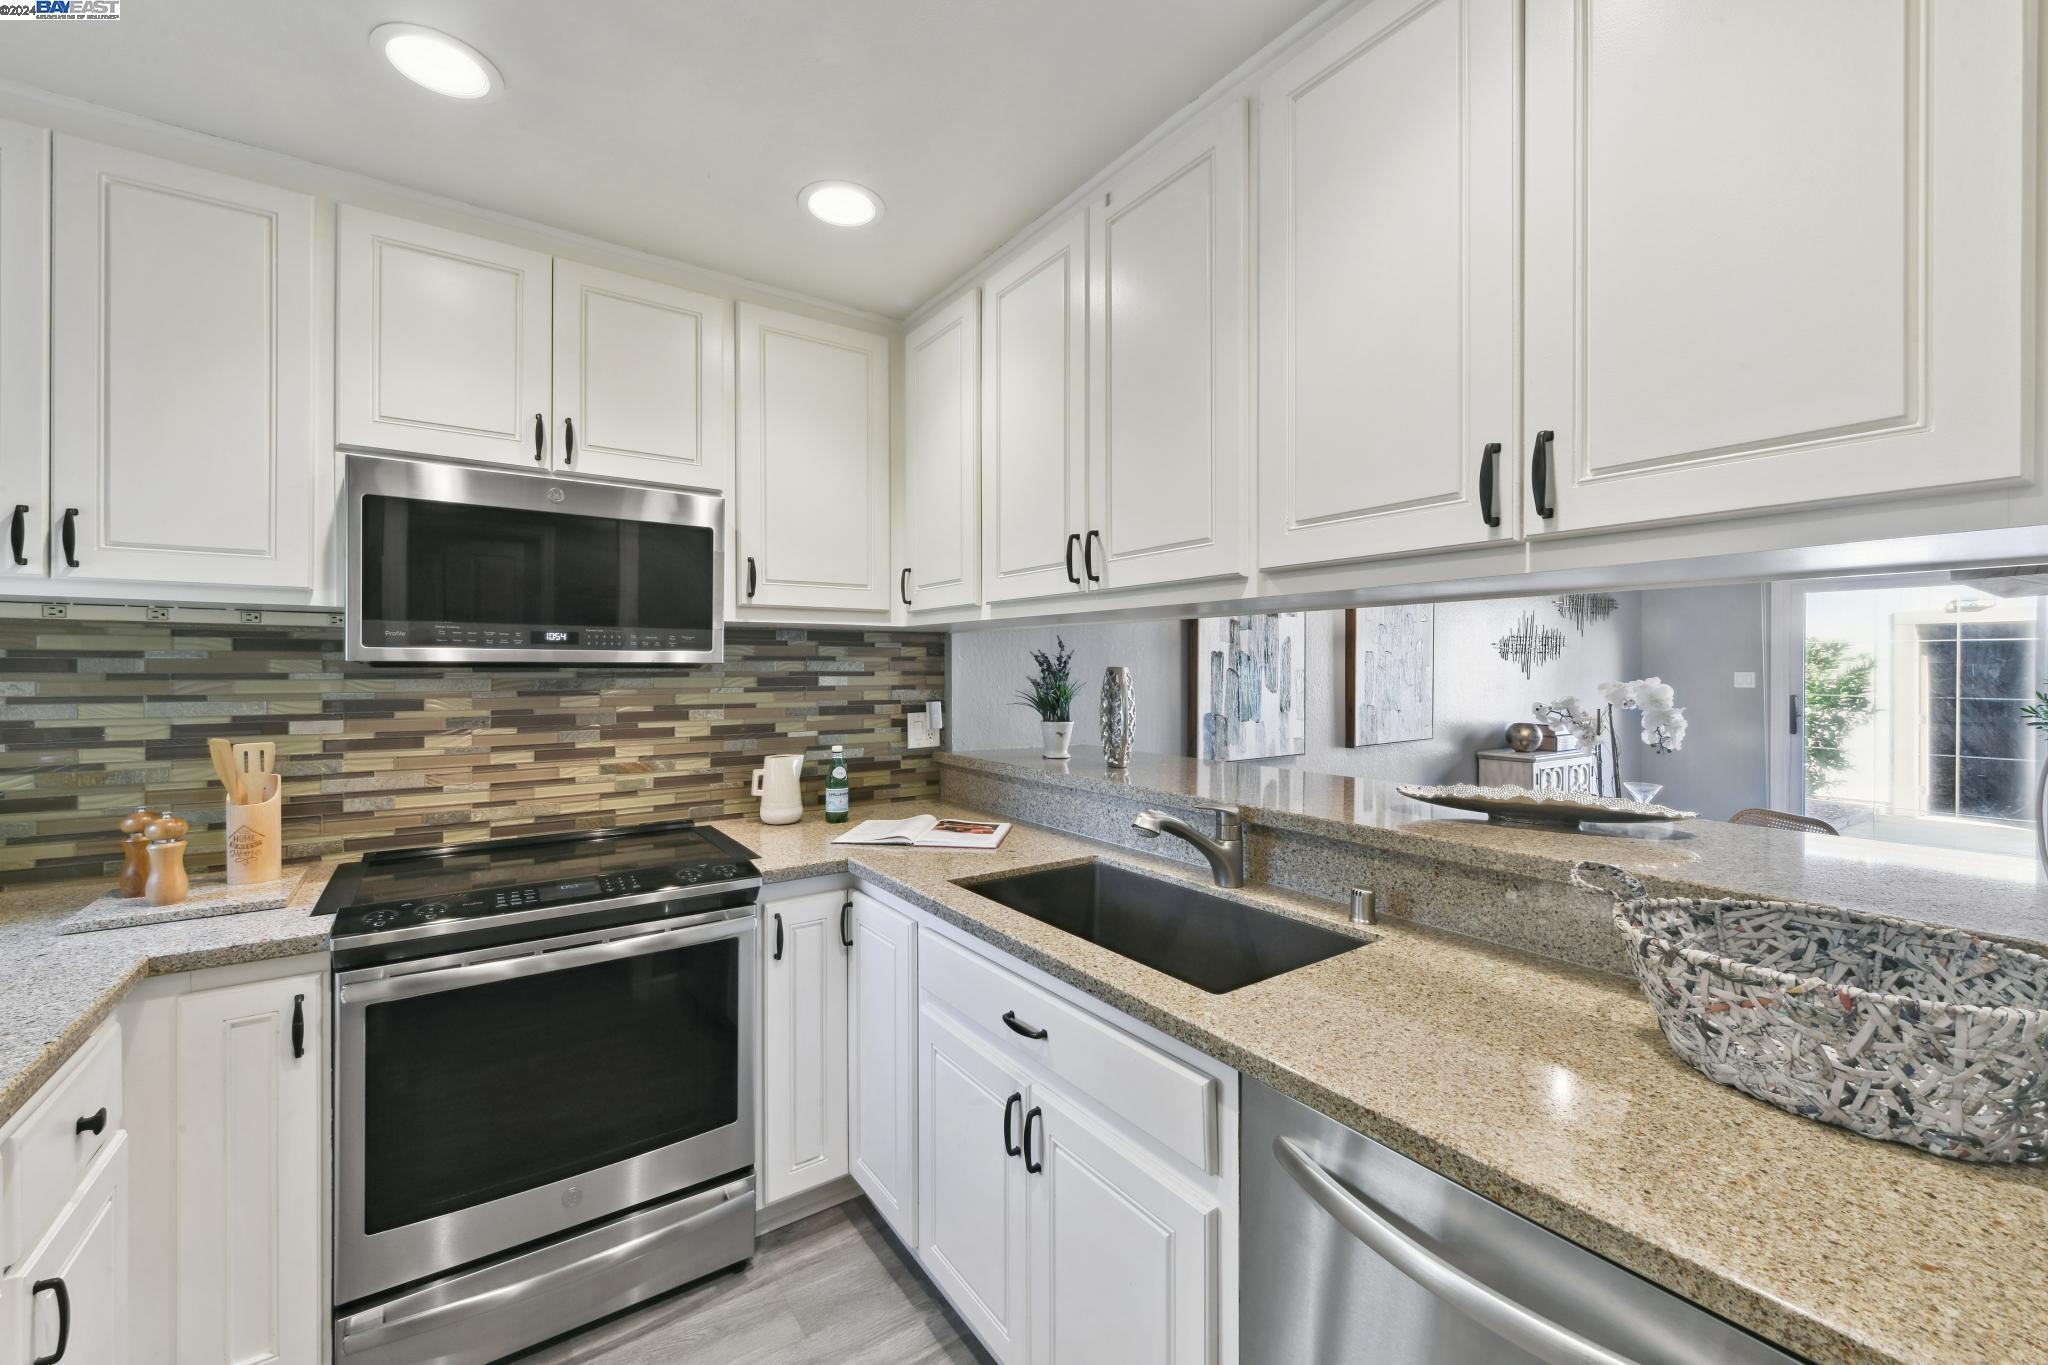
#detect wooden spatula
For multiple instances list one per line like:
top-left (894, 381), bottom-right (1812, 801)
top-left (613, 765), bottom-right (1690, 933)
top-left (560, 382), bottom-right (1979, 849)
top-left (232, 741), bottom-right (275, 805)
top-left (208, 737), bottom-right (244, 805)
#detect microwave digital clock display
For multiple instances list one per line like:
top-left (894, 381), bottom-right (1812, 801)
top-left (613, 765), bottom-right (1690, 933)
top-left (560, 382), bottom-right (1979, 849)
top-left (532, 629), bottom-right (579, 645)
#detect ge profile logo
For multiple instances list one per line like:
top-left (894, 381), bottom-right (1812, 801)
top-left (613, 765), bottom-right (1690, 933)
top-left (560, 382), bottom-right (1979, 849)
top-left (0, 0), bottom-right (121, 19)
top-left (547, 487), bottom-right (566, 503)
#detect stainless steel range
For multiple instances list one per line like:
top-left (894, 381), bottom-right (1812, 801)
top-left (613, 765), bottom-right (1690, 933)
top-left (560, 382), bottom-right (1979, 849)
top-left (321, 820), bottom-right (761, 1365)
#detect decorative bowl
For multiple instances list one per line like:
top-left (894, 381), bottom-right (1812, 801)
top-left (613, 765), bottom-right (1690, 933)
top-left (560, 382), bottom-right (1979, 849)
top-left (1397, 783), bottom-right (1694, 829)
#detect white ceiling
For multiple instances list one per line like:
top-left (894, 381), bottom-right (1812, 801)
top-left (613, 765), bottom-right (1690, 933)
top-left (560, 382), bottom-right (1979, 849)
top-left (0, 0), bottom-right (1325, 317)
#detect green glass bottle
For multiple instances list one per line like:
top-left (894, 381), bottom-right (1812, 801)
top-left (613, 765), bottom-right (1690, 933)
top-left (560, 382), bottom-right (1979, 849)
top-left (824, 744), bottom-right (849, 823)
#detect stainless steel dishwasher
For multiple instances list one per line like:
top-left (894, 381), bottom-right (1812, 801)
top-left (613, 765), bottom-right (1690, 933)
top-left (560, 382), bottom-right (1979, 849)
top-left (1242, 1079), bottom-right (1803, 1364)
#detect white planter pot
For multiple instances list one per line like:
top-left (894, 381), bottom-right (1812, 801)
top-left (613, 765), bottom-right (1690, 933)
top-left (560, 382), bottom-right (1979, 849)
top-left (1040, 720), bottom-right (1074, 759)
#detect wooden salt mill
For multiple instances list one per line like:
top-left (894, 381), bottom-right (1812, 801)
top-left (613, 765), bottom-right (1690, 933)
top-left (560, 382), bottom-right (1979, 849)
top-left (118, 807), bottom-right (161, 898)
top-left (143, 812), bottom-right (191, 907)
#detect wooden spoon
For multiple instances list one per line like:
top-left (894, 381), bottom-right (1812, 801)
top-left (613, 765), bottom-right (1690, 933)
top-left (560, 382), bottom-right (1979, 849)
top-left (208, 737), bottom-right (243, 804)
top-left (232, 741), bottom-right (275, 806)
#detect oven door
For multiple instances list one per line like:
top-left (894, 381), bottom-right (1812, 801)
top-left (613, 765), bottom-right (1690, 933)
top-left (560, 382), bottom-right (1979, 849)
top-left (344, 451), bottom-right (723, 667)
top-left (334, 906), bottom-right (755, 1306)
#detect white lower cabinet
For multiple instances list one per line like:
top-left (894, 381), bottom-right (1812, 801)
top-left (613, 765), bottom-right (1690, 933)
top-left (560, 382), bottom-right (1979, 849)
top-left (848, 890), bottom-right (919, 1243)
top-left (917, 1001), bottom-right (1033, 1365)
top-left (760, 888), bottom-right (852, 1205)
top-left (5, 1135), bottom-right (128, 1365)
top-left (1028, 1085), bottom-right (1217, 1365)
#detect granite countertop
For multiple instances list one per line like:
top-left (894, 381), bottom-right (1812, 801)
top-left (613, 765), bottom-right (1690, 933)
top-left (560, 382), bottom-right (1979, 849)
top-left (941, 747), bottom-right (2048, 951)
top-left (2, 801), bottom-right (2042, 1364)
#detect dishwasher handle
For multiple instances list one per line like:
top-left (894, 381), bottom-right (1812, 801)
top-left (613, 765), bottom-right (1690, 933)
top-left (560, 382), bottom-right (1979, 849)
top-left (1272, 1137), bottom-right (1640, 1365)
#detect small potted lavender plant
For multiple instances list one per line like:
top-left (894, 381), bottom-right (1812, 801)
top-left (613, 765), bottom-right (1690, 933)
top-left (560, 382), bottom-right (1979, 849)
top-left (1016, 638), bottom-right (1083, 759)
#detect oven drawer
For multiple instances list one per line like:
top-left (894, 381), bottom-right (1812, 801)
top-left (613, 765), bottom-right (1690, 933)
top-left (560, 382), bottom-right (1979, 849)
top-left (2, 1019), bottom-right (122, 1258)
top-left (919, 932), bottom-right (1216, 1173)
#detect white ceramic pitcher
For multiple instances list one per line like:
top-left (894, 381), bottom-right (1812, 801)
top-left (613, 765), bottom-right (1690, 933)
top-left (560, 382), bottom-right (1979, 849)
top-left (751, 754), bottom-right (803, 824)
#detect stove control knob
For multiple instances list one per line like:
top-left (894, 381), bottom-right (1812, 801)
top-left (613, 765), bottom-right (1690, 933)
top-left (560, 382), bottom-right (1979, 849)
top-left (676, 866), bottom-right (706, 884)
top-left (708, 863), bottom-right (740, 880)
top-left (362, 908), bottom-right (398, 930)
top-left (413, 902), bottom-right (452, 921)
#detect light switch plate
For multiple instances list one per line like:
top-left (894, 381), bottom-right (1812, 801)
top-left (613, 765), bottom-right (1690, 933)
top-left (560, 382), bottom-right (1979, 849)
top-left (906, 712), bottom-right (938, 749)
top-left (1732, 671), bottom-right (1757, 689)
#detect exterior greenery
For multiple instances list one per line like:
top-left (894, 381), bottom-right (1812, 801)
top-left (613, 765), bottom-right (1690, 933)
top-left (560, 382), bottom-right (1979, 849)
top-left (1804, 637), bottom-right (1876, 796)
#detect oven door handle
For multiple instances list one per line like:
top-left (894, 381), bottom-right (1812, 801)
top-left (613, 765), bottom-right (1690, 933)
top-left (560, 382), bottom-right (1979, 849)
top-left (336, 1175), bottom-right (754, 1356)
top-left (340, 913), bottom-right (754, 1005)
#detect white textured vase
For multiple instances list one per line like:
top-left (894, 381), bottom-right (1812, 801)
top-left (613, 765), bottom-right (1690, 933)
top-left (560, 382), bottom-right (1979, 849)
top-left (1040, 720), bottom-right (1073, 760)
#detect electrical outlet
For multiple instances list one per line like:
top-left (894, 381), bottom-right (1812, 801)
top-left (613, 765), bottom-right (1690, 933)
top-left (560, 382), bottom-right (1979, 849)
top-left (1732, 671), bottom-right (1757, 689)
top-left (238, 609), bottom-right (264, 624)
top-left (906, 712), bottom-right (938, 749)
top-left (39, 602), bottom-right (66, 619)
top-left (146, 605), bottom-right (170, 622)
top-left (329, 613), bottom-right (345, 627)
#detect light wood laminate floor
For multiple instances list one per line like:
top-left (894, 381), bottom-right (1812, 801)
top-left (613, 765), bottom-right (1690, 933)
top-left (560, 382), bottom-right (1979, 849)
top-left (515, 1199), bottom-right (994, 1364)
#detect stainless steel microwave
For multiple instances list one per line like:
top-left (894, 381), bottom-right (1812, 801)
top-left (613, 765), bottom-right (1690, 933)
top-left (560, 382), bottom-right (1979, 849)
top-left (344, 452), bottom-right (723, 666)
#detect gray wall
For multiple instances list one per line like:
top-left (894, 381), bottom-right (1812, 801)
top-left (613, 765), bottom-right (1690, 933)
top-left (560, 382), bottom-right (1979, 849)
top-left (946, 618), bottom-right (1185, 753)
top-left (1634, 584), bottom-right (1771, 818)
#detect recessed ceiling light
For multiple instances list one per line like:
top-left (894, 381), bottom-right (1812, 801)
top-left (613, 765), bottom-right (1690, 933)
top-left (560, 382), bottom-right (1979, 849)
top-left (800, 181), bottom-right (883, 228)
top-left (371, 23), bottom-right (502, 101)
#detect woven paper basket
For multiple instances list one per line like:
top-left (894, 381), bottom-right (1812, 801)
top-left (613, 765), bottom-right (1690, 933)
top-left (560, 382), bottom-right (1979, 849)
top-left (1573, 862), bottom-right (2048, 1163)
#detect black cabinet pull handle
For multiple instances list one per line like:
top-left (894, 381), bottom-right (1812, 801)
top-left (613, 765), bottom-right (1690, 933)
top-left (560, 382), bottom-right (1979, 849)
top-left (74, 1107), bottom-right (106, 1137)
top-left (1478, 443), bottom-right (1501, 528)
top-left (9, 504), bottom-right (26, 566)
top-left (60, 508), bottom-right (79, 568)
top-left (533, 412), bottom-right (545, 462)
top-left (1022, 1106), bottom-right (1043, 1173)
top-left (746, 556), bottom-right (757, 600)
top-left (31, 1277), bottom-right (69, 1365)
top-left (1530, 429), bottom-right (1556, 519)
top-left (1064, 533), bottom-right (1080, 585)
top-left (1083, 529), bottom-right (1102, 584)
top-left (563, 416), bottom-right (575, 465)
top-left (840, 898), bottom-right (853, 948)
top-left (900, 567), bottom-right (912, 606)
top-left (1002, 1009), bottom-right (1047, 1041)
top-left (1003, 1092), bottom-right (1023, 1156)
top-left (772, 911), bottom-right (783, 961)
top-left (291, 994), bottom-right (306, 1059)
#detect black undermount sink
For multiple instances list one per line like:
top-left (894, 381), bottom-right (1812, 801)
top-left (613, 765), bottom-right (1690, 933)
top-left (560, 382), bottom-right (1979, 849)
top-left (961, 860), bottom-right (1367, 994)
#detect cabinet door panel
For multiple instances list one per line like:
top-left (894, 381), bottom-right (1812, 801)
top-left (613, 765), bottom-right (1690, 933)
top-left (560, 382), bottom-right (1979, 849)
top-left (981, 213), bottom-right (1087, 604)
top-left (848, 891), bottom-right (918, 1244)
top-left (1523, 0), bottom-right (2030, 531)
top-left (736, 305), bottom-right (892, 612)
top-left (918, 1001), bottom-right (1030, 1365)
top-left (761, 890), bottom-right (850, 1204)
top-left (1090, 101), bottom-right (1248, 590)
top-left (0, 119), bottom-right (46, 584)
top-left (336, 206), bottom-right (553, 468)
top-left (50, 138), bottom-right (315, 588)
top-left (554, 261), bottom-right (732, 490)
top-left (1028, 1088), bottom-right (1216, 1365)
top-left (175, 973), bottom-right (322, 1365)
top-left (1258, 0), bottom-right (1517, 569)
top-left (6, 1137), bottom-right (127, 1365)
top-left (903, 290), bottom-right (981, 611)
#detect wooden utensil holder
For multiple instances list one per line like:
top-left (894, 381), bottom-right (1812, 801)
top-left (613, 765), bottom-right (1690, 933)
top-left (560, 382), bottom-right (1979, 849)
top-left (225, 775), bottom-right (283, 885)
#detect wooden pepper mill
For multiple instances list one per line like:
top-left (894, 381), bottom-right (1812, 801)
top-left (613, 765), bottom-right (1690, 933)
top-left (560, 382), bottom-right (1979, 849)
top-left (117, 807), bottom-right (161, 898)
top-left (143, 812), bottom-right (191, 908)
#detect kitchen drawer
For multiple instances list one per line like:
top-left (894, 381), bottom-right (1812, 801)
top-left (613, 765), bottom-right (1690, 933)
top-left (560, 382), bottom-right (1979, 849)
top-left (2, 1019), bottom-right (123, 1258)
top-left (920, 932), bottom-right (1216, 1172)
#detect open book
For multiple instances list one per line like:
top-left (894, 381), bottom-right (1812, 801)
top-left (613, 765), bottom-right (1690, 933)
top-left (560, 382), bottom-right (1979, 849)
top-left (829, 814), bottom-right (1011, 850)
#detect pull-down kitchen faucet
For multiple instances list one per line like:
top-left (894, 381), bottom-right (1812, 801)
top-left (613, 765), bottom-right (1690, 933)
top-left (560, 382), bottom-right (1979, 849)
top-left (1132, 804), bottom-right (1246, 888)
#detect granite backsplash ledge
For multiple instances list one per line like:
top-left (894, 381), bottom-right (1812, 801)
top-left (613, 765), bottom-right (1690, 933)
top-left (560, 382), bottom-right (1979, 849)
top-left (0, 620), bottom-right (944, 886)
top-left (940, 747), bottom-right (2048, 961)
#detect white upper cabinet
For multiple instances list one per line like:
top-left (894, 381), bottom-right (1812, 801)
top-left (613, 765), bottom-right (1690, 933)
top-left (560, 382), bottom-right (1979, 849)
top-left (337, 206), bottom-right (553, 468)
top-left (736, 303), bottom-right (892, 612)
top-left (1257, 0), bottom-right (1518, 570)
top-left (981, 211), bottom-right (1088, 604)
top-left (1089, 101), bottom-right (1249, 591)
top-left (552, 261), bottom-right (732, 491)
top-left (0, 119), bottom-right (46, 584)
top-left (50, 137), bottom-right (316, 588)
top-left (903, 289), bottom-right (981, 612)
top-left (1522, 0), bottom-right (2032, 534)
